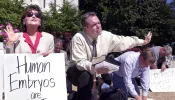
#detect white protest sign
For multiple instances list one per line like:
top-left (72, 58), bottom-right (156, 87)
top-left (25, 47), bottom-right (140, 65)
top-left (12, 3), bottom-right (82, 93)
top-left (0, 50), bottom-right (4, 100)
top-left (4, 53), bottom-right (67, 100)
top-left (150, 68), bottom-right (175, 92)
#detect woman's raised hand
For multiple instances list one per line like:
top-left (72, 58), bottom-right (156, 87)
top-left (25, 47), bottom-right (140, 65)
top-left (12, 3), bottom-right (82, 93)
top-left (4, 25), bottom-right (20, 47)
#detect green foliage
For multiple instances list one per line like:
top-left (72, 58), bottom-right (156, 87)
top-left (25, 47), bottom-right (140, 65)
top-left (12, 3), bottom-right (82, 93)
top-left (135, 0), bottom-right (175, 44)
top-left (0, 0), bottom-right (25, 29)
top-left (0, 0), bottom-right (174, 45)
top-left (80, 0), bottom-right (175, 45)
top-left (0, 0), bottom-right (81, 38)
top-left (102, 0), bottom-right (139, 34)
top-left (43, 1), bottom-right (82, 37)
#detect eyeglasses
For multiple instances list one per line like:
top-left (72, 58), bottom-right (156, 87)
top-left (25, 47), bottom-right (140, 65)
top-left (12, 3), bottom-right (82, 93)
top-left (26, 12), bottom-right (41, 18)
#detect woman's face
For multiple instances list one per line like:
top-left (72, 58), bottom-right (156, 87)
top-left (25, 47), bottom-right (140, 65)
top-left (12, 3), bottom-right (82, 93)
top-left (24, 10), bottom-right (41, 27)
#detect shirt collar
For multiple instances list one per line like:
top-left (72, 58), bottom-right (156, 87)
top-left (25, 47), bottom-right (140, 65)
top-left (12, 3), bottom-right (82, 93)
top-left (83, 31), bottom-right (98, 45)
top-left (23, 32), bottom-right (42, 53)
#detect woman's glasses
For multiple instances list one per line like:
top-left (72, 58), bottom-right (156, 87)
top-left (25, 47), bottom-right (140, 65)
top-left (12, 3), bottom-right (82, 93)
top-left (26, 12), bottom-right (41, 18)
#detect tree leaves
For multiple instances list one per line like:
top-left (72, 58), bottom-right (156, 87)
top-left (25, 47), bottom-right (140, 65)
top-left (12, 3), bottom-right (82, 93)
top-left (42, 1), bottom-right (82, 37)
top-left (80, 0), bottom-right (175, 45)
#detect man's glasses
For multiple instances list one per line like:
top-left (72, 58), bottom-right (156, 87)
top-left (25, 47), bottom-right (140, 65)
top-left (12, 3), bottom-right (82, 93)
top-left (26, 12), bottom-right (41, 18)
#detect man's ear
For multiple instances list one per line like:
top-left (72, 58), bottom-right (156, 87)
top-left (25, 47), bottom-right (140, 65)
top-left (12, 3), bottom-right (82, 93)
top-left (140, 56), bottom-right (144, 60)
top-left (140, 56), bottom-right (145, 63)
top-left (84, 25), bottom-right (88, 28)
top-left (83, 26), bottom-right (88, 31)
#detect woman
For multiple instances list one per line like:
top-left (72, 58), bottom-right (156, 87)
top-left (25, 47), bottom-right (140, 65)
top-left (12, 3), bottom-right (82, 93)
top-left (5, 4), bottom-right (54, 56)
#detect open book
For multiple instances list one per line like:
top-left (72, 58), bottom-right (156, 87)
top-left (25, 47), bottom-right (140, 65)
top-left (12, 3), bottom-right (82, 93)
top-left (93, 56), bottom-right (121, 73)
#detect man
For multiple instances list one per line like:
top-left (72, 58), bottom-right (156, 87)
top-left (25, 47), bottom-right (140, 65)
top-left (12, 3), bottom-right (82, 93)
top-left (69, 12), bottom-right (152, 100)
top-left (150, 45), bottom-right (172, 71)
top-left (110, 50), bottom-right (156, 100)
top-left (55, 38), bottom-right (68, 63)
top-left (54, 38), bottom-right (72, 94)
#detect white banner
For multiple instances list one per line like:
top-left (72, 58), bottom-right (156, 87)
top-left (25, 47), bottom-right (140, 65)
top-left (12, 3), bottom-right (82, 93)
top-left (150, 68), bottom-right (175, 92)
top-left (4, 53), bottom-right (67, 100)
top-left (0, 50), bottom-right (4, 100)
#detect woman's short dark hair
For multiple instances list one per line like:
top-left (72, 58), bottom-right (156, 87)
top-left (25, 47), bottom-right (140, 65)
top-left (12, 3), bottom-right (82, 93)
top-left (21, 4), bottom-right (43, 32)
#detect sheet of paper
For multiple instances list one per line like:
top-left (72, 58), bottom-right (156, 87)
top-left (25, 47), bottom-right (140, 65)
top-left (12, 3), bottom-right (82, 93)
top-left (150, 68), bottom-right (175, 92)
top-left (4, 53), bottom-right (67, 100)
top-left (0, 50), bottom-right (4, 100)
top-left (95, 61), bottom-right (120, 73)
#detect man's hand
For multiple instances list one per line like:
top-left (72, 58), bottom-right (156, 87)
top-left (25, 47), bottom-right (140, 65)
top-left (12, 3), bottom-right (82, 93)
top-left (96, 67), bottom-right (109, 74)
top-left (150, 65), bottom-right (158, 69)
top-left (135, 95), bottom-right (142, 100)
top-left (161, 63), bottom-right (167, 72)
top-left (143, 31), bottom-right (152, 45)
top-left (142, 96), bottom-right (147, 100)
top-left (42, 51), bottom-right (51, 57)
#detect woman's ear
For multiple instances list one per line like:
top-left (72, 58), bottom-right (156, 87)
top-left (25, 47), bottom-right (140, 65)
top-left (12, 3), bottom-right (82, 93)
top-left (38, 20), bottom-right (41, 26)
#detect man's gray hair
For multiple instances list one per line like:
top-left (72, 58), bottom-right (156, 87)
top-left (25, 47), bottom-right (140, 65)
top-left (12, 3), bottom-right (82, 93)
top-left (81, 12), bottom-right (96, 27)
top-left (54, 38), bottom-right (63, 44)
top-left (163, 45), bottom-right (172, 55)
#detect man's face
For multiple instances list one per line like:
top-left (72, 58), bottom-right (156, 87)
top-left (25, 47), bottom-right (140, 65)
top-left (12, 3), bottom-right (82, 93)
top-left (160, 47), bottom-right (169, 56)
top-left (55, 42), bottom-right (63, 53)
top-left (84, 16), bottom-right (102, 39)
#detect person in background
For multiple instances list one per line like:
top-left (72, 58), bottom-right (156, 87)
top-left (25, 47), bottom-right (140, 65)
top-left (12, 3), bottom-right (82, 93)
top-left (55, 38), bottom-right (68, 63)
top-left (54, 38), bottom-right (73, 98)
top-left (68, 11), bottom-right (153, 100)
top-left (55, 38), bottom-right (70, 72)
top-left (110, 49), bottom-right (156, 100)
top-left (149, 45), bottom-right (172, 71)
top-left (5, 4), bottom-right (54, 56)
